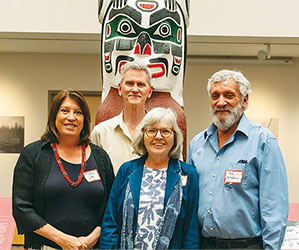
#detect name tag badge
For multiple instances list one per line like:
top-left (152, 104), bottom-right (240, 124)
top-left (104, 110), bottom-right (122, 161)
top-left (224, 170), bottom-right (243, 184)
top-left (83, 169), bottom-right (101, 183)
top-left (181, 175), bottom-right (188, 186)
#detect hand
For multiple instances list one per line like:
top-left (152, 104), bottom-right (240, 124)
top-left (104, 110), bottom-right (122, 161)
top-left (59, 235), bottom-right (88, 250)
top-left (34, 223), bottom-right (98, 249)
top-left (78, 234), bottom-right (99, 249)
top-left (78, 236), bottom-right (91, 248)
top-left (34, 224), bottom-right (88, 250)
top-left (78, 226), bottom-right (101, 249)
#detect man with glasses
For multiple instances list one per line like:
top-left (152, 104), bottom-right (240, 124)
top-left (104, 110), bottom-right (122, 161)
top-left (187, 69), bottom-right (288, 249)
top-left (91, 62), bottom-right (153, 174)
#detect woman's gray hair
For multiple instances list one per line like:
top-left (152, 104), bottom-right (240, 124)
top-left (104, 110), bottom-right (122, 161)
top-left (207, 69), bottom-right (252, 99)
top-left (132, 107), bottom-right (183, 159)
top-left (121, 62), bottom-right (152, 85)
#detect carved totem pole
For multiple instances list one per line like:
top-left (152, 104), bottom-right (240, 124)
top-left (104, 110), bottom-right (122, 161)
top-left (96, 0), bottom-right (190, 158)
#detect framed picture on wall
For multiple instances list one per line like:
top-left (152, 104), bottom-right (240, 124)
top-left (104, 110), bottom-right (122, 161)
top-left (0, 116), bottom-right (24, 153)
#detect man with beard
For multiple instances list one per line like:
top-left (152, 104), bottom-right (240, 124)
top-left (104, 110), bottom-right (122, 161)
top-left (187, 69), bottom-right (288, 249)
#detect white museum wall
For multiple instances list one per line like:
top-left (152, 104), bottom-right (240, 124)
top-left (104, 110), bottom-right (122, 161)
top-left (189, 0), bottom-right (299, 37)
top-left (0, 52), bottom-right (101, 198)
top-left (0, 52), bottom-right (298, 202)
top-left (1, 0), bottom-right (299, 37)
top-left (184, 63), bottom-right (299, 203)
top-left (0, 0), bottom-right (100, 33)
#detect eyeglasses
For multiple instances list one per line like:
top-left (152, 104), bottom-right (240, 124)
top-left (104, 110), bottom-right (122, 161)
top-left (145, 127), bottom-right (173, 138)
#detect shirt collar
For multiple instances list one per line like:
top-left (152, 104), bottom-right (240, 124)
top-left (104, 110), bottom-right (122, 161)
top-left (204, 113), bottom-right (250, 140)
top-left (204, 123), bottom-right (217, 140)
top-left (109, 111), bottom-right (124, 130)
top-left (236, 114), bottom-right (250, 137)
top-left (112, 110), bottom-right (133, 140)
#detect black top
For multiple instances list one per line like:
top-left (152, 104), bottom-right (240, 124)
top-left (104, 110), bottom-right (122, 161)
top-left (12, 140), bottom-right (115, 249)
top-left (36, 153), bottom-right (104, 248)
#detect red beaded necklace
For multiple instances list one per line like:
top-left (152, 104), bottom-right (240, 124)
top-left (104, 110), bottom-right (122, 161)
top-left (51, 142), bottom-right (86, 187)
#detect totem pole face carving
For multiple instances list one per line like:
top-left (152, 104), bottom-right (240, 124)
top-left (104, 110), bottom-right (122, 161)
top-left (99, 0), bottom-right (190, 106)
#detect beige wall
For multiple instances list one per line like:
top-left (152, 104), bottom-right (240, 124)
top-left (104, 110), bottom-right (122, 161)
top-left (189, 0), bottom-right (299, 37)
top-left (184, 63), bottom-right (299, 202)
top-left (2, 0), bottom-right (299, 37)
top-left (0, 52), bottom-right (101, 198)
top-left (0, 0), bottom-right (100, 33)
top-left (1, 52), bottom-right (298, 202)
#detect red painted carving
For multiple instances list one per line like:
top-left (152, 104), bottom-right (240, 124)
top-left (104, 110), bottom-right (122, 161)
top-left (148, 63), bottom-right (166, 78)
top-left (143, 44), bottom-right (152, 55)
top-left (174, 57), bottom-right (181, 65)
top-left (177, 29), bottom-right (181, 43)
top-left (104, 53), bottom-right (110, 62)
top-left (118, 61), bottom-right (128, 74)
top-left (138, 3), bottom-right (156, 10)
top-left (106, 24), bottom-right (111, 37)
top-left (134, 44), bottom-right (141, 54)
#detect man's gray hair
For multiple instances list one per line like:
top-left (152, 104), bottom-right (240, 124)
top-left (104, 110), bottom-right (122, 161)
top-left (121, 62), bottom-right (152, 85)
top-left (207, 69), bottom-right (252, 99)
top-left (132, 107), bottom-right (183, 159)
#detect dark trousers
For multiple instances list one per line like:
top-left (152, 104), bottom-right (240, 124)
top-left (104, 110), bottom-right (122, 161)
top-left (201, 236), bottom-right (264, 249)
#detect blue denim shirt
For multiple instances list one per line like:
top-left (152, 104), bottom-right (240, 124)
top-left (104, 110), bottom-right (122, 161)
top-left (187, 114), bottom-right (288, 250)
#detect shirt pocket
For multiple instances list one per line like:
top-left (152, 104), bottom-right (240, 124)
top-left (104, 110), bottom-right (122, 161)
top-left (224, 162), bottom-right (250, 190)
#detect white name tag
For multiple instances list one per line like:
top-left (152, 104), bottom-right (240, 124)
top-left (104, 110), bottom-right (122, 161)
top-left (181, 175), bottom-right (188, 186)
top-left (83, 169), bottom-right (101, 183)
top-left (224, 170), bottom-right (243, 184)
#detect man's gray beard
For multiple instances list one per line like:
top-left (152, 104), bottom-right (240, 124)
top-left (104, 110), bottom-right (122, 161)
top-left (211, 102), bottom-right (243, 131)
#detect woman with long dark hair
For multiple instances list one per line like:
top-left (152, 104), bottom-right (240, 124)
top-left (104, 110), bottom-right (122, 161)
top-left (13, 89), bottom-right (114, 249)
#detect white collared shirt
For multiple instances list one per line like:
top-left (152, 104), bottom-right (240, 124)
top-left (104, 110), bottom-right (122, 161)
top-left (91, 111), bottom-right (139, 174)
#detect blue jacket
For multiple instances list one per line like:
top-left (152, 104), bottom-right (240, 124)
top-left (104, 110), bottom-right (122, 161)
top-left (99, 155), bottom-right (200, 249)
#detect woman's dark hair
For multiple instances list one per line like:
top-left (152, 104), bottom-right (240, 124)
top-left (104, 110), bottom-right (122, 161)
top-left (41, 89), bottom-right (91, 145)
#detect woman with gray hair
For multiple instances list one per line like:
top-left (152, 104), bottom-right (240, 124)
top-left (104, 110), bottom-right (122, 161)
top-left (99, 107), bottom-right (200, 249)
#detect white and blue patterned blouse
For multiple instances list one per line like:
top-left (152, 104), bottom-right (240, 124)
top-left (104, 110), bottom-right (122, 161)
top-left (134, 166), bottom-right (167, 249)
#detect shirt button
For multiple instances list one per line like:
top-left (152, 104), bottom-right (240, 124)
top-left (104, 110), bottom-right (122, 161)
top-left (212, 173), bottom-right (216, 177)
top-left (217, 156), bottom-right (220, 160)
top-left (208, 209), bottom-right (212, 214)
top-left (209, 191), bottom-right (212, 195)
top-left (210, 227), bottom-right (214, 231)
